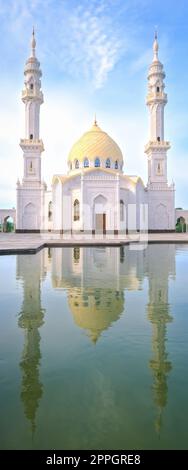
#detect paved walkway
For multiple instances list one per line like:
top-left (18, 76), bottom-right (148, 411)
top-left (0, 232), bottom-right (188, 254)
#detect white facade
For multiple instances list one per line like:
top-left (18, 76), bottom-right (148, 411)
top-left (16, 32), bottom-right (175, 233)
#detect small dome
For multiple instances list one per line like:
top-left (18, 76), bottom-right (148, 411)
top-left (68, 121), bottom-right (123, 170)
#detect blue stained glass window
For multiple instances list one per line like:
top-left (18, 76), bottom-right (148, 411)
top-left (95, 158), bottom-right (100, 167)
top-left (84, 158), bottom-right (89, 167)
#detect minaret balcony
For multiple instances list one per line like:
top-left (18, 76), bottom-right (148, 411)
top-left (146, 92), bottom-right (167, 105)
top-left (144, 140), bottom-right (170, 154)
top-left (22, 89), bottom-right (43, 102)
top-left (20, 138), bottom-right (44, 152)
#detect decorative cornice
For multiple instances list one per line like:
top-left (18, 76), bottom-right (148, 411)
top-left (148, 66), bottom-right (165, 79)
top-left (146, 91), bottom-right (167, 105)
top-left (145, 140), bottom-right (170, 154)
top-left (147, 182), bottom-right (175, 191)
top-left (22, 89), bottom-right (43, 103)
top-left (83, 175), bottom-right (117, 181)
top-left (20, 138), bottom-right (44, 152)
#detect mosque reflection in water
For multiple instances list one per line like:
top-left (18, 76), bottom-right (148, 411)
top-left (16, 244), bottom-right (176, 435)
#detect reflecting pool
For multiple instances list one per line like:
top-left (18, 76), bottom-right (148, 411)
top-left (0, 244), bottom-right (188, 449)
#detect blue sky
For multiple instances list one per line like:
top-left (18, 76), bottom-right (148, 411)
top-left (0, 0), bottom-right (188, 208)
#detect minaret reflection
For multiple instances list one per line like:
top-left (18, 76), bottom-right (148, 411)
top-left (146, 244), bottom-right (175, 434)
top-left (51, 246), bottom-right (144, 342)
top-left (16, 251), bottom-right (49, 433)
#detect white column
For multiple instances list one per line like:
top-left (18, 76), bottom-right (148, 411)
top-left (116, 173), bottom-right (120, 233)
top-left (80, 173), bottom-right (84, 231)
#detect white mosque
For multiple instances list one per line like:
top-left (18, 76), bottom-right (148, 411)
top-left (16, 30), bottom-right (175, 234)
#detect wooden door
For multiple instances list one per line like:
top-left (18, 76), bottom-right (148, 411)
top-left (103, 213), bottom-right (106, 233)
top-left (95, 213), bottom-right (106, 233)
top-left (95, 214), bottom-right (103, 232)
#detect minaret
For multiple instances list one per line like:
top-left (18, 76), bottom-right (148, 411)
top-left (17, 252), bottom-right (45, 434)
top-left (16, 29), bottom-right (45, 231)
top-left (144, 33), bottom-right (175, 231)
top-left (146, 244), bottom-right (175, 433)
top-left (148, 292), bottom-right (172, 434)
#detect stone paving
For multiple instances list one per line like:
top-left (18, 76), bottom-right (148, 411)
top-left (0, 231), bottom-right (188, 254)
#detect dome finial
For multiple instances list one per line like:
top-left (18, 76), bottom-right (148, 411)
top-left (31, 27), bottom-right (36, 57)
top-left (153, 27), bottom-right (159, 61)
top-left (94, 113), bottom-right (97, 126)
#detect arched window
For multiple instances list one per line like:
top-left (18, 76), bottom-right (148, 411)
top-left (84, 158), bottom-right (89, 168)
top-left (75, 160), bottom-right (79, 169)
top-left (120, 200), bottom-right (124, 222)
top-left (106, 158), bottom-right (111, 168)
top-left (3, 216), bottom-right (14, 233)
top-left (95, 157), bottom-right (100, 167)
top-left (30, 134), bottom-right (33, 140)
top-left (156, 86), bottom-right (160, 93)
top-left (30, 83), bottom-right (34, 90)
top-left (48, 201), bottom-right (52, 221)
top-left (157, 136), bottom-right (160, 142)
top-left (115, 160), bottom-right (118, 169)
top-left (74, 199), bottom-right (80, 221)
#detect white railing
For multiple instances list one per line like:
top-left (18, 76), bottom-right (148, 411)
top-left (22, 89), bottom-right (43, 100)
top-left (20, 138), bottom-right (42, 144)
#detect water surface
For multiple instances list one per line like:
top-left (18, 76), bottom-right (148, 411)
top-left (0, 244), bottom-right (188, 449)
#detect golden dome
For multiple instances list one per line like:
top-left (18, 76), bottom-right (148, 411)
top-left (68, 120), bottom-right (123, 169)
top-left (68, 288), bottom-right (124, 343)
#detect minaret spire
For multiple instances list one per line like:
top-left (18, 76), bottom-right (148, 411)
top-left (146, 33), bottom-right (167, 145)
top-left (94, 113), bottom-right (97, 126)
top-left (31, 27), bottom-right (36, 58)
top-left (21, 29), bottom-right (43, 141)
top-left (153, 29), bottom-right (159, 61)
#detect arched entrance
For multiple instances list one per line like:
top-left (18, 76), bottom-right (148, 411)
top-left (3, 216), bottom-right (14, 232)
top-left (23, 203), bottom-right (37, 230)
top-left (176, 216), bottom-right (186, 232)
top-left (0, 209), bottom-right (16, 232)
top-left (93, 195), bottom-right (107, 234)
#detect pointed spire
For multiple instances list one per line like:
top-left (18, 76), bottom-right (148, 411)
top-left (90, 114), bottom-right (102, 132)
top-left (31, 27), bottom-right (36, 57)
top-left (153, 29), bottom-right (159, 61)
top-left (94, 113), bottom-right (97, 126)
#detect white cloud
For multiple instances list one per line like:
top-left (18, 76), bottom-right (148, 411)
top-left (66, 3), bottom-right (124, 89)
top-left (0, 0), bottom-right (126, 89)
